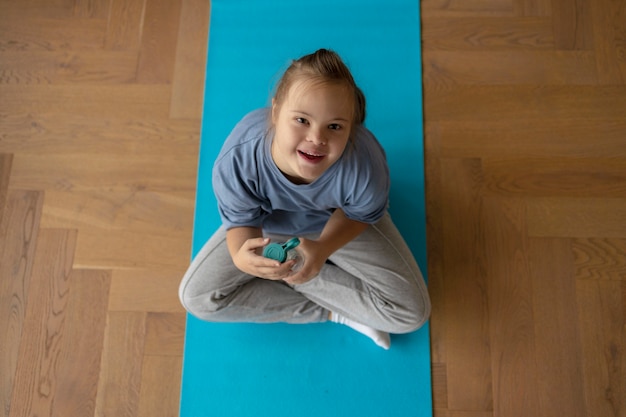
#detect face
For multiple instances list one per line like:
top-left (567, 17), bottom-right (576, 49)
top-left (271, 80), bottom-right (354, 184)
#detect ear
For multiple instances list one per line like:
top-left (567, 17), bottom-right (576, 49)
top-left (271, 98), bottom-right (277, 123)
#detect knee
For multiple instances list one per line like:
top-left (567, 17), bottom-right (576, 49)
top-left (407, 302), bottom-right (431, 333)
top-left (179, 281), bottom-right (203, 318)
top-left (385, 293), bottom-right (432, 334)
top-left (178, 279), bottom-right (224, 321)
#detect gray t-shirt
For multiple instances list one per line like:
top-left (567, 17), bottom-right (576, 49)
top-left (212, 108), bottom-right (390, 235)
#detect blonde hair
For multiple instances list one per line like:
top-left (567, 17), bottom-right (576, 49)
top-left (273, 49), bottom-right (366, 128)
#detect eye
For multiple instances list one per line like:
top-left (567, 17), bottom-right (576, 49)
top-left (295, 117), bottom-right (309, 125)
top-left (328, 123), bottom-right (342, 131)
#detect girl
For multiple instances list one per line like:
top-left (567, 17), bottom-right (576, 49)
top-left (179, 49), bottom-right (430, 349)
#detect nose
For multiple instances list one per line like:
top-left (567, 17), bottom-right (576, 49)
top-left (308, 127), bottom-right (326, 145)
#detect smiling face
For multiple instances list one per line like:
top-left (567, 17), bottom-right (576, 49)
top-left (271, 79), bottom-right (354, 184)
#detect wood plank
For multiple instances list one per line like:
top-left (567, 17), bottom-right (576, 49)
top-left (0, 0), bottom-right (75, 19)
top-left (0, 51), bottom-right (138, 84)
top-left (425, 126), bottom-right (446, 363)
top-left (483, 197), bottom-right (539, 416)
top-left (425, 85), bottom-right (626, 122)
top-left (0, 154), bottom-right (12, 222)
top-left (72, 229), bottom-right (191, 269)
top-left (590, 0), bottom-right (626, 84)
top-left (431, 362), bottom-right (448, 411)
top-left (0, 85), bottom-right (171, 119)
top-left (73, 0), bottom-right (110, 19)
top-left (136, 355), bottom-right (182, 417)
top-left (424, 51), bottom-right (597, 86)
top-left (421, 0), bottom-right (515, 17)
top-left (169, 0), bottom-right (210, 119)
top-left (144, 312), bottom-right (186, 356)
top-left (3, 0), bottom-right (75, 7)
top-left (527, 198), bottom-right (626, 238)
top-left (623, 282), bottom-right (626, 318)
top-left (0, 16), bottom-right (106, 51)
top-left (529, 238), bottom-right (586, 416)
top-left (9, 228), bottom-right (77, 417)
top-left (422, 17), bottom-right (554, 51)
top-left (513, 0), bottom-right (551, 17)
top-left (8, 153), bottom-right (197, 192)
top-left (550, 0), bottom-right (593, 50)
top-left (576, 279), bottom-right (626, 416)
top-left (435, 412), bottom-right (493, 417)
top-left (0, 113), bottom-right (200, 155)
top-left (94, 311), bottom-right (147, 417)
top-left (0, 190), bottom-right (44, 417)
top-left (49, 269), bottom-right (111, 417)
top-left (136, 0), bottom-right (183, 83)
top-left (38, 190), bottom-right (194, 236)
top-left (440, 158), bottom-right (493, 411)
top-left (432, 119), bottom-right (626, 159)
top-left (482, 157), bottom-right (626, 197)
top-left (104, 0), bottom-right (146, 51)
top-left (573, 238), bottom-right (626, 281)
top-left (109, 269), bottom-right (187, 313)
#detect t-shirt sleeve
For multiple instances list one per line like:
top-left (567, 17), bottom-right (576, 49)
top-left (211, 110), bottom-right (271, 230)
top-left (212, 151), bottom-right (268, 230)
top-left (341, 130), bottom-right (390, 224)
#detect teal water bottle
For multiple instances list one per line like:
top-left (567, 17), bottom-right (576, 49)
top-left (263, 237), bottom-right (304, 271)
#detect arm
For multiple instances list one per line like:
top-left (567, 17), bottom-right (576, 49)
top-left (315, 208), bottom-right (368, 259)
top-left (226, 226), bottom-right (294, 280)
top-left (284, 208), bottom-right (369, 285)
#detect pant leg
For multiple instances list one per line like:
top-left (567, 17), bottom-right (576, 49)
top-left (293, 212), bottom-right (431, 333)
top-left (178, 226), bottom-right (327, 324)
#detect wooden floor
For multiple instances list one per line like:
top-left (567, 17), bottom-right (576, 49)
top-left (1, 0), bottom-right (624, 416)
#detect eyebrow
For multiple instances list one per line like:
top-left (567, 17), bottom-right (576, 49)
top-left (292, 110), bottom-right (350, 122)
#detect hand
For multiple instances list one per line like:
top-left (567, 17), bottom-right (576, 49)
top-left (283, 238), bottom-right (327, 285)
top-left (232, 237), bottom-right (295, 281)
top-left (283, 209), bottom-right (368, 285)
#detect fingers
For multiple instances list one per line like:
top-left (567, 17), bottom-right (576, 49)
top-left (238, 237), bottom-right (301, 281)
top-left (244, 237), bottom-right (271, 252)
top-left (283, 258), bottom-right (324, 285)
top-left (283, 268), bottom-right (315, 285)
top-left (256, 259), bottom-right (296, 281)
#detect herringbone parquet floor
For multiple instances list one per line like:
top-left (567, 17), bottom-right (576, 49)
top-left (1, 0), bottom-right (625, 416)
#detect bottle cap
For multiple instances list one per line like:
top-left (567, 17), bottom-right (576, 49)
top-left (263, 243), bottom-right (287, 262)
top-left (263, 238), bottom-right (300, 262)
top-left (283, 237), bottom-right (300, 252)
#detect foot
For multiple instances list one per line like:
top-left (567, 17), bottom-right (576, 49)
top-left (330, 312), bottom-right (390, 350)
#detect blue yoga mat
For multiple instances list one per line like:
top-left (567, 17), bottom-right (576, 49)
top-left (180, 1), bottom-right (431, 416)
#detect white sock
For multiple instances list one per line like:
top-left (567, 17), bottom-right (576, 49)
top-left (330, 312), bottom-right (390, 350)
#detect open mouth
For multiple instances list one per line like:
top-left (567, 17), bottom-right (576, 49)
top-left (298, 150), bottom-right (325, 162)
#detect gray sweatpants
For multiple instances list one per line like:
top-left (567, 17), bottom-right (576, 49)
top-left (178, 212), bottom-right (431, 334)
